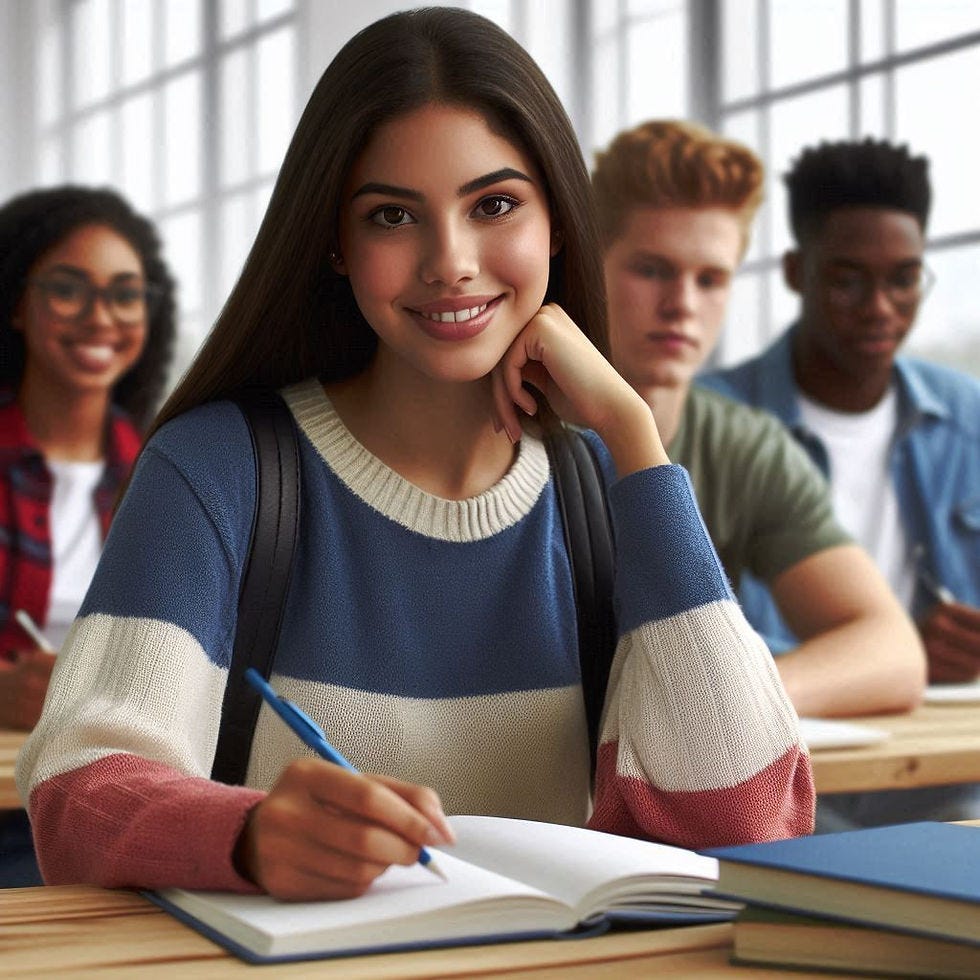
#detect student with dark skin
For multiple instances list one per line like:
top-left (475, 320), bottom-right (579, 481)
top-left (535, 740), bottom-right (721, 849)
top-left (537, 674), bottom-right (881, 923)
top-left (0, 186), bottom-right (176, 729)
top-left (703, 138), bottom-right (980, 825)
top-left (0, 185), bottom-right (176, 886)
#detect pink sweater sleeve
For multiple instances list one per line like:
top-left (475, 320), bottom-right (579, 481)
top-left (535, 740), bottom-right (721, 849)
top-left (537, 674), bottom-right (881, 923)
top-left (586, 606), bottom-right (815, 849)
top-left (29, 754), bottom-right (265, 891)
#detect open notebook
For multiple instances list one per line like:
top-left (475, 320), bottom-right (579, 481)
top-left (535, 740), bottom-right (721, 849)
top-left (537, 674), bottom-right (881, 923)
top-left (924, 682), bottom-right (980, 704)
top-left (149, 815), bottom-right (738, 963)
top-left (798, 716), bottom-right (889, 750)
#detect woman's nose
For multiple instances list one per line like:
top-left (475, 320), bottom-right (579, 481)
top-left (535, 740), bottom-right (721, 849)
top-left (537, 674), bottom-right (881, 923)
top-left (420, 221), bottom-right (479, 286)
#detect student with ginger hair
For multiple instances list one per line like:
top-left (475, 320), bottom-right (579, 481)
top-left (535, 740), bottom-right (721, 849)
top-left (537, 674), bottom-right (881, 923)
top-left (593, 120), bottom-right (925, 722)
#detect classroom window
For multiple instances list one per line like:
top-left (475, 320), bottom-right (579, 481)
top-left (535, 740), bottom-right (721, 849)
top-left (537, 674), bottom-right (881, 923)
top-left (712, 1), bottom-right (980, 376)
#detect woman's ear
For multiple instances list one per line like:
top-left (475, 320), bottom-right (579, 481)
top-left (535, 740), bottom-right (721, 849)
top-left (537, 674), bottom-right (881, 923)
top-left (327, 249), bottom-right (347, 275)
top-left (550, 227), bottom-right (564, 257)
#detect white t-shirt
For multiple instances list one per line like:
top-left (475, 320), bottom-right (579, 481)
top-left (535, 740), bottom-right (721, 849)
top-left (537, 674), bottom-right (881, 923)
top-left (798, 387), bottom-right (915, 609)
top-left (45, 459), bottom-right (105, 652)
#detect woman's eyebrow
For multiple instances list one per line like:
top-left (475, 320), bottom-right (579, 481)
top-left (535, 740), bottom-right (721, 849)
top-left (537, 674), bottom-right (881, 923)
top-left (351, 182), bottom-right (424, 202)
top-left (351, 167), bottom-right (533, 203)
top-left (458, 167), bottom-right (532, 197)
top-left (44, 264), bottom-right (142, 281)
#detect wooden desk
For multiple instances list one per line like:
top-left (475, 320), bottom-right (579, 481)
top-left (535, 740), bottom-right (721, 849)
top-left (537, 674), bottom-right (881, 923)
top-left (0, 729), bottom-right (27, 809)
top-left (0, 885), bottom-right (870, 978)
top-left (809, 701), bottom-right (980, 794)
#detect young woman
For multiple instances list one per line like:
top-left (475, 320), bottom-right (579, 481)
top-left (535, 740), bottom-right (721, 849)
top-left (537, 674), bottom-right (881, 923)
top-left (0, 185), bottom-right (176, 884)
top-left (17, 8), bottom-right (813, 901)
top-left (0, 185), bottom-right (176, 715)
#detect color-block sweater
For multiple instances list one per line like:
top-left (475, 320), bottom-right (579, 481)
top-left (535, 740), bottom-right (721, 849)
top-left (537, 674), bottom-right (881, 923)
top-left (16, 379), bottom-right (814, 891)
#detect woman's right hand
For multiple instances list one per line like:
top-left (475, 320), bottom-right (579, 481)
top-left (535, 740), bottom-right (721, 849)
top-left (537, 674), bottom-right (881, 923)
top-left (235, 759), bottom-right (455, 900)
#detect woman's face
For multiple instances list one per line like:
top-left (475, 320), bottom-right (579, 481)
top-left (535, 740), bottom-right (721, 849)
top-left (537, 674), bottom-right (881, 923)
top-left (16, 223), bottom-right (149, 398)
top-left (335, 102), bottom-right (556, 386)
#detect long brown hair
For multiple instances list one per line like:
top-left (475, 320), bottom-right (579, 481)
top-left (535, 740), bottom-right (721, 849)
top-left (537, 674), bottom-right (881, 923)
top-left (148, 6), bottom-right (607, 443)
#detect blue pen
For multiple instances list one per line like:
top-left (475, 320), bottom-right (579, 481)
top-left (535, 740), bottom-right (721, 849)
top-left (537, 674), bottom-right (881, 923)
top-left (244, 668), bottom-right (447, 881)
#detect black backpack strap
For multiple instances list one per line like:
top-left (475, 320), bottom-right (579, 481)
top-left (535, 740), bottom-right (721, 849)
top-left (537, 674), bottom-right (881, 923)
top-left (211, 387), bottom-right (301, 785)
top-left (544, 426), bottom-right (616, 769)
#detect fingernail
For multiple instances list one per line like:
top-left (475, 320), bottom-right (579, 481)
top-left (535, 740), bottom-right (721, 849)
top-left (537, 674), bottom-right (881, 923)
top-left (425, 823), bottom-right (453, 846)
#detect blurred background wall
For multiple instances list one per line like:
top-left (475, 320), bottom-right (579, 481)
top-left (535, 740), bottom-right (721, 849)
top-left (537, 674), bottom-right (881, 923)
top-left (1, 0), bottom-right (977, 388)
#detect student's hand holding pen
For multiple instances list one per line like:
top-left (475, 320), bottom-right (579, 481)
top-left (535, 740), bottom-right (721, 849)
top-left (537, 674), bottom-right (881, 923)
top-left (235, 761), bottom-right (455, 901)
top-left (920, 600), bottom-right (980, 684)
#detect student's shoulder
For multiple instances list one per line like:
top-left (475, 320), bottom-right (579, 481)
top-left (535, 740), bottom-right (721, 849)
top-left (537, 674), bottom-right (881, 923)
top-left (896, 356), bottom-right (980, 404)
top-left (686, 386), bottom-right (798, 455)
top-left (151, 398), bottom-right (252, 454)
top-left (143, 399), bottom-right (256, 489)
top-left (697, 351), bottom-right (767, 398)
top-left (899, 355), bottom-right (980, 418)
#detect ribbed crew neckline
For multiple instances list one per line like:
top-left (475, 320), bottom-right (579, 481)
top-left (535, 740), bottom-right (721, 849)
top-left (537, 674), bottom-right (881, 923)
top-left (282, 378), bottom-right (551, 542)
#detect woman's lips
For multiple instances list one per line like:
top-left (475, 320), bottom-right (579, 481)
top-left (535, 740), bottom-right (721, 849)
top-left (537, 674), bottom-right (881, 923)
top-left (411, 296), bottom-right (502, 341)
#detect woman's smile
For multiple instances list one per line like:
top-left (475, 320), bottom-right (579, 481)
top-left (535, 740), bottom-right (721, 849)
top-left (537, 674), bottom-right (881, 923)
top-left (409, 294), bottom-right (503, 341)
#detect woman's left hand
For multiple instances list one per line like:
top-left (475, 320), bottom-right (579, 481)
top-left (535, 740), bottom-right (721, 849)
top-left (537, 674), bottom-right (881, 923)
top-left (490, 303), bottom-right (669, 476)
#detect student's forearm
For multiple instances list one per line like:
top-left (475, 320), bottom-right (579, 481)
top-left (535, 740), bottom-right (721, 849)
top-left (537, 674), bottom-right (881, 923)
top-left (775, 613), bottom-right (926, 717)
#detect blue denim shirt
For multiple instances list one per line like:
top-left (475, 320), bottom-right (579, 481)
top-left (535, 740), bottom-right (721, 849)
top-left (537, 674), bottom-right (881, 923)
top-left (699, 325), bottom-right (980, 648)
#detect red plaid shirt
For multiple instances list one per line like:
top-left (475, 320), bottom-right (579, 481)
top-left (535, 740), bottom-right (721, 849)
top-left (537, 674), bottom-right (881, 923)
top-left (0, 389), bottom-right (142, 656)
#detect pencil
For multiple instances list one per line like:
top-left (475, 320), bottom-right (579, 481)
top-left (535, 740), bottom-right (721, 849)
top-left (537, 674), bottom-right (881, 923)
top-left (14, 609), bottom-right (57, 654)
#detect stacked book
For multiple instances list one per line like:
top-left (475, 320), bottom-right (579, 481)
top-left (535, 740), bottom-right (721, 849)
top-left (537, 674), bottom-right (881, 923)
top-left (705, 822), bottom-right (980, 978)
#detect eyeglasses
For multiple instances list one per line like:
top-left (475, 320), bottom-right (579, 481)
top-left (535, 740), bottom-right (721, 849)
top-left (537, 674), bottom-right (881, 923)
top-left (825, 264), bottom-right (935, 311)
top-left (31, 273), bottom-right (163, 324)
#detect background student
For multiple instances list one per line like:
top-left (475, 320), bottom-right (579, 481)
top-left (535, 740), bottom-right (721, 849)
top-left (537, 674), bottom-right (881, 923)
top-left (17, 8), bottom-right (812, 901)
top-left (592, 120), bottom-right (924, 719)
top-left (0, 184), bottom-right (176, 884)
top-left (702, 138), bottom-right (980, 825)
top-left (0, 186), bottom-right (176, 717)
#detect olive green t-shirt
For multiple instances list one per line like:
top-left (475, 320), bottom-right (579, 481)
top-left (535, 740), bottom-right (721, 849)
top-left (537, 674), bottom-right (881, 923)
top-left (669, 386), bottom-right (851, 589)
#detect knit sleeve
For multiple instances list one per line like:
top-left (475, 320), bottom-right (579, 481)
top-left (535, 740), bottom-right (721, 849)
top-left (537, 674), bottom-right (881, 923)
top-left (585, 459), bottom-right (815, 848)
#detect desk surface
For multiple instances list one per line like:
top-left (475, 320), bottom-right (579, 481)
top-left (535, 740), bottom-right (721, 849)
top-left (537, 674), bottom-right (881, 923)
top-left (3, 700), bottom-right (980, 809)
top-left (808, 701), bottom-right (980, 793)
top-left (0, 885), bottom-right (872, 978)
top-left (0, 730), bottom-right (26, 809)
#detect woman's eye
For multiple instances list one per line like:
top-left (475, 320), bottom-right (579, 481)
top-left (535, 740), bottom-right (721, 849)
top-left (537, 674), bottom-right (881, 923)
top-left (112, 286), bottom-right (143, 307)
top-left (49, 279), bottom-right (84, 299)
top-left (474, 195), bottom-right (517, 218)
top-left (371, 206), bottom-right (413, 228)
